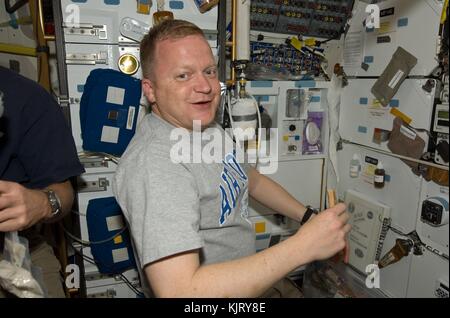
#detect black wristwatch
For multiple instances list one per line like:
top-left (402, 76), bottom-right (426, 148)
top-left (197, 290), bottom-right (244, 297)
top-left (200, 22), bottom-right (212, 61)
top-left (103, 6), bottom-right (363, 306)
top-left (300, 206), bottom-right (318, 225)
top-left (43, 189), bottom-right (62, 218)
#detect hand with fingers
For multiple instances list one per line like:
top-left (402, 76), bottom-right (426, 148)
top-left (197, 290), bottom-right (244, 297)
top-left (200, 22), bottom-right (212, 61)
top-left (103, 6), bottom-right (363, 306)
top-left (294, 203), bottom-right (352, 263)
top-left (0, 180), bottom-right (50, 232)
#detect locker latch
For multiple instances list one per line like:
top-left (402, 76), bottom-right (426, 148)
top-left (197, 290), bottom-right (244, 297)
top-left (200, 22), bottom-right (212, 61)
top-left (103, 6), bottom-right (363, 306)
top-left (77, 178), bottom-right (110, 193)
top-left (63, 23), bottom-right (108, 40)
top-left (66, 52), bottom-right (108, 65)
top-left (80, 157), bottom-right (110, 169)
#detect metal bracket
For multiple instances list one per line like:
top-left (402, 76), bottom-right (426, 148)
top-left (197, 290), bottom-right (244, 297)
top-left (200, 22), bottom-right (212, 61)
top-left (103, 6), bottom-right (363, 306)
top-left (80, 157), bottom-right (110, 169)
top-left (66, 51), bottom-right (108, 65)
top-left (77, 178), bottom-right (109, 193)
top-left (84, 272), bottom-right (112, 281)
top-left (203, 29), bottom-right (218, 42)
top-left (87, 289), bottom-right (116, 298)
top-left (63, 23), bottom-right (107, 40)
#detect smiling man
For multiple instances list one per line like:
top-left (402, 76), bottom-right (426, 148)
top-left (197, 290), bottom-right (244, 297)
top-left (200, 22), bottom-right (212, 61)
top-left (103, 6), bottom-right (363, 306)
top-left (113, 20), bottom-right (350, 298)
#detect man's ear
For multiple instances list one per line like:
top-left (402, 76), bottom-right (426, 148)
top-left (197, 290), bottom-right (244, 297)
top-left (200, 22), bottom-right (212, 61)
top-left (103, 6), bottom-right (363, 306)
top-left (142, 78), bottom-right (156, 104)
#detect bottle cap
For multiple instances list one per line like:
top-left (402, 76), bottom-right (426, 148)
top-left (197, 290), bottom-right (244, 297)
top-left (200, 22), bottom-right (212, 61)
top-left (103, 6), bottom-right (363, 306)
top-left (377, 161), bottom-right (384, 170)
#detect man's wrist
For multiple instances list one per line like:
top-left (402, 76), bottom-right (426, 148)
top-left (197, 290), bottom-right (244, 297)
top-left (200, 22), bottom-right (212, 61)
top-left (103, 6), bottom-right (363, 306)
top-left (42, 189), bottom-right (62, 219)
top-left (300, 206), bottom-right (318, 225)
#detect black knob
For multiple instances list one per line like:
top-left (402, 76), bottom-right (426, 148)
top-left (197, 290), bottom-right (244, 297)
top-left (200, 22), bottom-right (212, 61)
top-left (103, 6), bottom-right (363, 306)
top-left (289, 124), bottom-right (296, 131)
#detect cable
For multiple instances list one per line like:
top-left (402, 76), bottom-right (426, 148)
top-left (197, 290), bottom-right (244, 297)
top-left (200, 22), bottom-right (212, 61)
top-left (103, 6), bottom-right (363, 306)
top-left (71, 245), bottom-right (143, 296)
top-left (4, 0), bottom-right (28, 14)
top-left (63, 223), bottom-right (128, 246)
top-left (70, 244), bottom-right (144, 297)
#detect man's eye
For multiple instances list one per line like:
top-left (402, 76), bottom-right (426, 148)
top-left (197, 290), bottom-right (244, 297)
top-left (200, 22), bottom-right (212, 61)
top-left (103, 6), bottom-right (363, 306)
top-left (177, 74), bottom-right (189, 80)
top-left (205, 69), bottom-right (217, 76)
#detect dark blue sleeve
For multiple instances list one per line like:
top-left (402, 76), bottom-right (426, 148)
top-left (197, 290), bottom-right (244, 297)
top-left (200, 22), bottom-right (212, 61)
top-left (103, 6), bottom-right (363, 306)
top-left (17, 88), bottom-right (85, 189)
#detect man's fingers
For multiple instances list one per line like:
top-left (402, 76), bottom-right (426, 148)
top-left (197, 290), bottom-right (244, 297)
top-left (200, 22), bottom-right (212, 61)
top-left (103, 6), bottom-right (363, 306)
top-left (329, 202), bottom-right (346, 215)
top-left (0, 180), bottom-right (16, 193)
top-left (339, 211), bottom-right (351, 224)
top-left (0, 219), bottom-right (21, 232)
top-left (0, 207), bottom-right (15, 224)
top-left (0, 195), bottom-right (13, 211)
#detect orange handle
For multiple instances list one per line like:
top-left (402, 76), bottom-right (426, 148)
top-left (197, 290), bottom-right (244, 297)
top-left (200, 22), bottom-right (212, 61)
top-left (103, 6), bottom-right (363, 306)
top-left (327, 189), bottom-right (350, 264)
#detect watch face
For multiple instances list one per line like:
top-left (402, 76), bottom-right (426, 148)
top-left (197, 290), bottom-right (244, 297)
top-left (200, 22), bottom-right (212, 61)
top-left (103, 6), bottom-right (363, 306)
top-left (45, 190), bottom-right (62, 216)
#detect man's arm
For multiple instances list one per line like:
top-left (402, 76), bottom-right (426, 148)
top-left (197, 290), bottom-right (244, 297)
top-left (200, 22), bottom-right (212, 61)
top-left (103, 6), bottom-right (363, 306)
top-left (145, 203), bottom-right (350, 297)
top-left (0, 179), bottom-right (74, 232)
top-left (247, 166), bottom-right (309, 222)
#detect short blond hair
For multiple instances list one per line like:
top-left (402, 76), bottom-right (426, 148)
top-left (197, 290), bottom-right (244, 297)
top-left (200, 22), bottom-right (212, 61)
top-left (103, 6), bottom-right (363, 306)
top-left (140, 19), bottom-right (206, 79)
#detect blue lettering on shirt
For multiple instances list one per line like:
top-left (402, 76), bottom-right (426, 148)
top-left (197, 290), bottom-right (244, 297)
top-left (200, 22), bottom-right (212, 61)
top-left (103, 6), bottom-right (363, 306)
top-left (219, 185), bottom-right (232, 225)
top-left (219, 152), bottom-right (248, 226)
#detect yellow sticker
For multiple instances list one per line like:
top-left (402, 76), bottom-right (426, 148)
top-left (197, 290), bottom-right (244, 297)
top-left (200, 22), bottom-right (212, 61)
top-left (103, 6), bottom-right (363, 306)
top-left (255, 222), bottom-right (266, 233)
top-left (283, 135), bottom-right (289, 142)
top-left (378, 21), bottom-right (393, 34)
top-left (364, 164), bottom-right (376, 176)
top-left (114, 235), bottom-right (123, 244)
top-left (304, 38), bottom-right (316, 46)
top-left (137, 3), bottom-right (150, 14)
top-left (290, 37), bottom-right (303, 51)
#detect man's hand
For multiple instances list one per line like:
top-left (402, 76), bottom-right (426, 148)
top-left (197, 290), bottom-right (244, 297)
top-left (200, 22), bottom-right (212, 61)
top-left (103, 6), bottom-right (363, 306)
top-left (0, 180), bottom-right (51, 232)
top-left (294, 203), bottom-right (351, 263)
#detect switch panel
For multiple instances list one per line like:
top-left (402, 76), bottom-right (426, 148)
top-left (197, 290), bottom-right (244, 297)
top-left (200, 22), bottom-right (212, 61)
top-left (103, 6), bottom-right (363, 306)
top-left (250, 0), bottom-right (354, 38)
top-left (282, 119), bottom-right (303, 155)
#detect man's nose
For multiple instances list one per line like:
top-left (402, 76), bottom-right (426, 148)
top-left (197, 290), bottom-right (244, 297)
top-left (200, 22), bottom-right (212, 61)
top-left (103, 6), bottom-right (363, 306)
top-left (193, 74), bottom-right (212, 93)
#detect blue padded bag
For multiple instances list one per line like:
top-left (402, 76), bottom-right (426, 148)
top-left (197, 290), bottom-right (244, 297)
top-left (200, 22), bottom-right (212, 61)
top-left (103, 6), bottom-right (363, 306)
top-left (80, 68), bottom-right (141, 156)
top-left (86, 197), bottom-right (137, 274)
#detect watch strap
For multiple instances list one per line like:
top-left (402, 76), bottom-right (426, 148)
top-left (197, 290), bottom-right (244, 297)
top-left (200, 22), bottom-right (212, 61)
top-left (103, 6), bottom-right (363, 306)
top-left (300, 206), bottom-right (317, 225)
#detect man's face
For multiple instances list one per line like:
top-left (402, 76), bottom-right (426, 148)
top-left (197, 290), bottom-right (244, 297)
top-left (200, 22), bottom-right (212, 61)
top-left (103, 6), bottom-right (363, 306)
top-left (142, 35), bottom-right (221, 130)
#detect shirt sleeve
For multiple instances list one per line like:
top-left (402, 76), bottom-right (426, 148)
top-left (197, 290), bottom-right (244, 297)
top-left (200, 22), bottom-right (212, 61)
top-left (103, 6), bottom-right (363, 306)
top-left (17, 88), bottom-right (84, 189)
top-left (114, 153), bottom-right (203, 267)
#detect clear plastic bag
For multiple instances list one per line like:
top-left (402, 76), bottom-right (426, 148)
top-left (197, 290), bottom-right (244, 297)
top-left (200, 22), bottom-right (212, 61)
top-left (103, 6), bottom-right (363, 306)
top-left (0, 231), bottom-right (47, 298)
top-left (303, 260), bottom-right (387, 298)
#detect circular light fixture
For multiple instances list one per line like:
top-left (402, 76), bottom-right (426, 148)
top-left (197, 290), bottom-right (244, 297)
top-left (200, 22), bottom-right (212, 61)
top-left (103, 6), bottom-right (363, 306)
top-left (118, 53), bottom-right (139, 75)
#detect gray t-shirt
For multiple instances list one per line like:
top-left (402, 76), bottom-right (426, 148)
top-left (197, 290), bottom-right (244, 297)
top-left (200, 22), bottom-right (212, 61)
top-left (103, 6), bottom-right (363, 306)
top-left (113, 113), bottom-right (255, 270)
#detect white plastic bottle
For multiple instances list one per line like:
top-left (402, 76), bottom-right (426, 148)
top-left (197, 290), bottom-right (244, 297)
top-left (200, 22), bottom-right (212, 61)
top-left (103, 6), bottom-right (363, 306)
top-left (349, 154), bottom-right (361, 178)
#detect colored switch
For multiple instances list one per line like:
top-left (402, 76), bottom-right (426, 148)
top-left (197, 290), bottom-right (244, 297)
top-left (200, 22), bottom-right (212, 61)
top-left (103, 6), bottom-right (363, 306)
top-left (137, 0), bottom-right (152, 14)
top-left (114, 235), bottom-right (123, 244)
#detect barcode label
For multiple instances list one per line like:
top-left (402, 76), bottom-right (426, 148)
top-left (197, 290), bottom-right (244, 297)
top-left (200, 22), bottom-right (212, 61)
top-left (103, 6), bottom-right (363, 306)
top-left (126, 106), bottom-right (136, 130)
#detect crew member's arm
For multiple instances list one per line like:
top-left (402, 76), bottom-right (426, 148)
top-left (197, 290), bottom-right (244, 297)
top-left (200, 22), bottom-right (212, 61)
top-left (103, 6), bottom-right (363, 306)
top-left (0, 179), bottom-right (74, 232)
top-left (145, 203), bottom-right (350, 297)
top-left (247, 166), bottom-right (310, 222)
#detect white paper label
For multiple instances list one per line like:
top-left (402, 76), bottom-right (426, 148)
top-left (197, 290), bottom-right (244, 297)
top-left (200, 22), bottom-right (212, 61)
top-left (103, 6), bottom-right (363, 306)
top-left (106, 86), bottom-right (125, 105)
top-left (112, 247), bottom-right (129, 263)
top-left (106, 215), bottom-right (124, 232)
top-left (126, 106), bottom-right (136, 130)
top-left (100, 125), bottom-right (120, 144)
top-left (374, 175), bottom-right (384, 183)
top-left (388, 70), bottom-right (405, 89)
top-left (400, 124), bottom-right (417, 140)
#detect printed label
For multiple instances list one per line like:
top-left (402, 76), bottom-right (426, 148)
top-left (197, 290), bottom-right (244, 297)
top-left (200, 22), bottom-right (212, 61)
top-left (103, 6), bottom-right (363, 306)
top-left (126, 106), bottom-right (136, 130)
top-left (388, 70), bottom-right (405, 89)
top-left (400, 124), bottom-right (417, 140)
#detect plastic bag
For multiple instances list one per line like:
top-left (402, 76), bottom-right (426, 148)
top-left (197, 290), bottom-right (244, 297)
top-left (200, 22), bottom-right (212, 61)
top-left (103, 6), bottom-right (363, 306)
top-left (0, 231), bottom-right (47, 298)
top-left (303, 260), bottom-right (387, 298)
